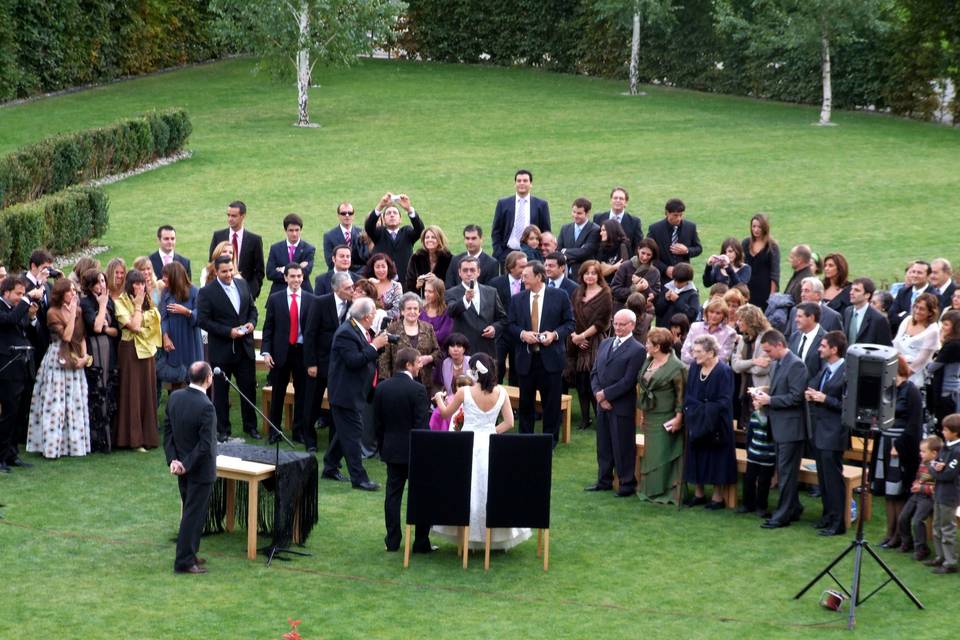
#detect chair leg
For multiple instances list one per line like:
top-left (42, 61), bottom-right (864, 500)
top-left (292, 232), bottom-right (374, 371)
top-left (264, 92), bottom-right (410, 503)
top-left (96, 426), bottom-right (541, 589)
top-left (543, 529), bottom-right (550, 572)
top-left (484, 529), bottom-right (491, 571)
top-left (403, 525), bottom-right (412, 568)
top-left (462, 526), bottom-right (469, 569)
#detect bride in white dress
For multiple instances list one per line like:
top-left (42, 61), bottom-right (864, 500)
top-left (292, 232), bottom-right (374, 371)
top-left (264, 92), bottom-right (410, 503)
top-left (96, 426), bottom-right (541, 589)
top-left (431, 353), bottom-right (532, 551)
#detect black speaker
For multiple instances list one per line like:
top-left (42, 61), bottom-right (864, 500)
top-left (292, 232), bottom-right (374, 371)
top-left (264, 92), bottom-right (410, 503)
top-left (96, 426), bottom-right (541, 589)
top-left (406, 430), bottom-right (474, 527)
top-left (842, 344), bottom-right (898, 432)
top-left (486, 434), bottom-right (553, 529)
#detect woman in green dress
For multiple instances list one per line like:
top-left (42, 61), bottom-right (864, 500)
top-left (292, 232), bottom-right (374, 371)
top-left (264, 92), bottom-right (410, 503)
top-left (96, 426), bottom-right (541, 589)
top-left (637, 327), bottom-right (687, 503)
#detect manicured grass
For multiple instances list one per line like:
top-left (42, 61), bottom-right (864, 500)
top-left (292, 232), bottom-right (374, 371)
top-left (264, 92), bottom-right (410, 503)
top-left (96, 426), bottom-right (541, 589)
top-left (2, 59), bottom-right (959, 638)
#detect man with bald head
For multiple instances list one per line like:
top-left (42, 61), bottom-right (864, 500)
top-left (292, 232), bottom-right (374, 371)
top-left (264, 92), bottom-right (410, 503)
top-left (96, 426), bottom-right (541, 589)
top-left (586, 309), bottom-right (646, 496)
top-left (783, 244), bottom-right (814, 304)
top-left (785, 277), bottom-right (843, 340)
top-left (929, 258), bottom-right (956, 313)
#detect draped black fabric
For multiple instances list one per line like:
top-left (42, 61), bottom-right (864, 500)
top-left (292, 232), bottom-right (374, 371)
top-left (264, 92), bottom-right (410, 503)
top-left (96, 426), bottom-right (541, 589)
top-left (205, 444), bottom-right (319, 550)
top-left (84, 365), bottom-right (118, 453)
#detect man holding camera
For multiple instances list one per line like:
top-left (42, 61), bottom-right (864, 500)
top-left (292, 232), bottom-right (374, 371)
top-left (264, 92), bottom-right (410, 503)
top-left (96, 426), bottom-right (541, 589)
top-left (0, 276), bottom-right (37, 472)
top-left (364, 193), bottom-right (424, 285)
top-left (445, 257), bottom-right (505, 357)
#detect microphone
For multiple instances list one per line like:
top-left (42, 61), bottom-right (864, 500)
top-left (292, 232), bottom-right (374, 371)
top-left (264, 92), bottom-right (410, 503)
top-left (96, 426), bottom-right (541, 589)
top-left (9, 345), bottom-right (34, 352)
top-left (213, 366), bottom-right (223, 376)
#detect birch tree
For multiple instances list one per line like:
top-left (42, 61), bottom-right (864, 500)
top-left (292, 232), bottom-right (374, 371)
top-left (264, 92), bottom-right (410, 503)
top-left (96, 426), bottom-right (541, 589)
top-left (213, 0), bottom-right (403, 127)
top-left (594, 0), bottom-right (675, 96)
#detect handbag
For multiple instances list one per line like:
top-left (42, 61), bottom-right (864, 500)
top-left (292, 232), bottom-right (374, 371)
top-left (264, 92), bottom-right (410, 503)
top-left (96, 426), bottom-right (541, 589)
top-left (155, 348), bottom-right (187, 384)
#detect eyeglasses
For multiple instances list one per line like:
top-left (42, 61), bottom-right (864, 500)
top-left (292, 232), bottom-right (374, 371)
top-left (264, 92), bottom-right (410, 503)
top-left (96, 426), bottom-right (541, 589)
top-left (338, 211), bottom-right (354, 217)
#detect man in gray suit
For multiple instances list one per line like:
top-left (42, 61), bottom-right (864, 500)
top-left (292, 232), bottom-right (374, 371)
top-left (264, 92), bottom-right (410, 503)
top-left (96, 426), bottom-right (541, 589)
top-left (445, 256), bottom-right (505, 356)
top-left (753, 329), bottom-right (809, 529)
top-left (785, 277), bottom-right (843, 340)
top-left (789, 302), bottom-right (825, 379)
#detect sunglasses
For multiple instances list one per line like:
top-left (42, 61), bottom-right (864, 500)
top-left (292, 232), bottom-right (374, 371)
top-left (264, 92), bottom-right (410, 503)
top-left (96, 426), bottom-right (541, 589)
top-left (338, 211), bottom-right (354, 217)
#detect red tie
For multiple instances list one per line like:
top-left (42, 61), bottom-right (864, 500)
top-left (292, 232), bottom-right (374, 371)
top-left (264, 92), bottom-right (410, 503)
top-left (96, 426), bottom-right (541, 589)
top-left (287, 245), bottom-right (295, 263)
top-left (231, 232), bottom-right (239, 264)
top-left (289, 293), bottom-right (299, 344)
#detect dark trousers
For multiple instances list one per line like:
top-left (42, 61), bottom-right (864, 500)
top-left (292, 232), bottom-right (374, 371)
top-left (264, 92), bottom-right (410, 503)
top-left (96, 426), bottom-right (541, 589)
top-left (323, 404), bottom-right (369, 485)
top-left (742, 462), bottom-right (775, 512)
top-left (304, 374), bottom-right (332, 451)
top-left (770, 440), bottom-right (804, 523)
top-left (0, 377), bottom-right (29, 463)
top-left (817, 447), bottom-right (845, 529)
top-left (175, 476), bottom-right (213, 570)
top-left (898, 493), bottom-right (934, 549)
top-left (517, 353), bottom-right (562, 444)
top-left (384, 461), bottom-right (431, 551)
top-left (573, 371), bottom-right (595, 426)
top-left (212, 357), bottom-right (257, 438)
top-left (268, 345), bottom-right (307, 443)
top-left (596, 410), bottom-right (636, 491)
top-left (497, 342), bottom-right (518, 387)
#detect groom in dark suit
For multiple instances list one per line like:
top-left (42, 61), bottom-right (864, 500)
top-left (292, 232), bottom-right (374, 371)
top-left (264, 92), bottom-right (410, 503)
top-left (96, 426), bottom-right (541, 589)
top-left (491, 169), bottom-right (551, 265)
top-left (445, 256), bottom-right (505, 357)
top-left (374, 347), bottom-right (433, 553)
top-left (164, 361), bottom-right (217, 574)
top-left (507, 260), bottom-right (574, 445)
top-left (586, 309), bottom-right (646, 496)
top-left (646, 198), bottom-right (702, 280)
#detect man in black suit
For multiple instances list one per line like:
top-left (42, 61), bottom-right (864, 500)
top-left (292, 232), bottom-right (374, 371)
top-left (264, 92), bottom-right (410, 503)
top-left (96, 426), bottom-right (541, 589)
top-left (149, 225), bottom-right (192, 281)
top-left (507, 261), bottom-right (575, 445)
top-left (491, 169), bottom-right (551, 265)
top-left (22, 249), bottom-right (53, 370)
top-left (888, 260), bottom-right (931, 332)
top-left (557, 197), bottom-right (600, 279)
top-left (585, 309), bottom-right (646, 496)
top-left (753, 329), bottom-right (809, 529)
top-left (789, 302), bottom-right (825, 378)
top-left (783, 245), bottom-right (815, 304)
top-left (444, 224), bottom-right (499, 288)
top-left (445, 256), bottom-right (505, 357)
top-left (0, 277), bottom-right (37, 472)
top-left (543, 252), bottom-right (578, 299)
top-left (646, 198), bottom-right (701, 280)
top-left (785, 277), bottom-right (843, 340)
top-left (265, 213), bottom-right (316, 296)
top-left (208, 200), bottom-right (266, 300)
top-left (322, 201), bottom-right (368, 271)
top-left (304, 272), bottom-right (355, 452)
top-left (805, 331), bottom-right (849, 536)
top-left (322, 297), bottom-right (389, 490)
top-left (929, 258), bottom-right (956, 313)
top-left (489, 251), bottom-right (527, 386)
top-left (374, 347), bottom-right (433, 553)
top-left (261, 264), bottom-right (315, 446)
top-left (593, 186), bottom-right (643, 255)
top-left (164, 361), bottom-right (218, 574)
top-left (314, 245), bottom-right (361, 296)
top-left (363, 192), bottom-right (424, 284)
top-left (197, 256), bottom-right (260, 442)
top-left (843, 277), bottom-right (893, 346)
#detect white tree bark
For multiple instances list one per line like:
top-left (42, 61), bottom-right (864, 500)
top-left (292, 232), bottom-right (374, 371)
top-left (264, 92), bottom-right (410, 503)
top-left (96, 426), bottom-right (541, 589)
top-left (629, 11), bottom-right (641, 96)
top-left (295, 1), bottom-right (312, 127)
top-left (818, 30), bottom-right (832, 125)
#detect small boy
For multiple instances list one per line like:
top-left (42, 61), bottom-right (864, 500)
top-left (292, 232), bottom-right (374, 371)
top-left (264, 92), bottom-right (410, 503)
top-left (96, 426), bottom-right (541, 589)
top-left (737, 405), bottom-right (776, 518)
top-left (897, 435), bottom-right (941, 561)
top-left (926, 414), bottom-right (960, 574)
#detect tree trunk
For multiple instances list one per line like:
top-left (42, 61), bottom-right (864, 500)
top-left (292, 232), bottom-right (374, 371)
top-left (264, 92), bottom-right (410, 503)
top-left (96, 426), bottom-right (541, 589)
top-left (629, 11), bottom-right (641, 96)
top-left (818, 30), bottom-right (832, 125)
top-left (295, 3), bottom-right (311, 127)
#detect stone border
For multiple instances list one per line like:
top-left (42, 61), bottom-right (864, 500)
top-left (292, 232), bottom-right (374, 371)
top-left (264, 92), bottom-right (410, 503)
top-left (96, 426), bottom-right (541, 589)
top-left (86, 150), bottom-right (193, 188)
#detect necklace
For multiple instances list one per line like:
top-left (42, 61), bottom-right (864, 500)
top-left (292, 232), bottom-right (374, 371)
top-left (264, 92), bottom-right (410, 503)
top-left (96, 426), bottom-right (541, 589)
top-left (699, 366), bottom-right (713, 381)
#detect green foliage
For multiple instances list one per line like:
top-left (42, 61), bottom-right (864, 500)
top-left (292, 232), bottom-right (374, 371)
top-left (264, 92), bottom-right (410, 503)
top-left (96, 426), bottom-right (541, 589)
top-left (0, 109), bottom-right (192, 209)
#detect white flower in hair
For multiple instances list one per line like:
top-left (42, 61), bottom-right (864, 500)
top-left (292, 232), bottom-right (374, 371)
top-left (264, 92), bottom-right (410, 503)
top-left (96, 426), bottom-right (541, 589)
top-left (473, 360), bottom-right (488, 376)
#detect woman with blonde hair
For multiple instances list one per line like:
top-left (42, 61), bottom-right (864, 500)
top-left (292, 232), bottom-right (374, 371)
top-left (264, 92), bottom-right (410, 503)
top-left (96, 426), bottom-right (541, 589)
top-left (202, 241), bottom-right (241, 287)
top-left (105, 257), bottom-right (127, 300)
top-left (731, 304), bottom-right (773, 421)
top-left (132, 255), bottom-right (163, 307)
top-left (405, 225), bottom-right (453, 294)
top-left (681, 297), bottom-right (737, 365)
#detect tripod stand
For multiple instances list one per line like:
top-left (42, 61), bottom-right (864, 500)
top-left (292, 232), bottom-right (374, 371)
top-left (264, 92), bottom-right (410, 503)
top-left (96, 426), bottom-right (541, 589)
top-left (794, 424), bottom-right (923, 629)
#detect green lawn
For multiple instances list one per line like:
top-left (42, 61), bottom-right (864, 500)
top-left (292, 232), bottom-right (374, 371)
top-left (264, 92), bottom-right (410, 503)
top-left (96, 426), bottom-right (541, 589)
top-left (2, 58), bottom-right (959, 638)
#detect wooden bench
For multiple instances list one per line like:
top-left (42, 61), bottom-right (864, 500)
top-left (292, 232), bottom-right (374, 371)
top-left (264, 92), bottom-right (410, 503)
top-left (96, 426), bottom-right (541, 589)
top-left (634, 433), bottom-right (872, 529)
top-left (216, 455), bottom-right (276, 560)
top-left (262, 383), bottom-right (573, 444)
top-left (732, 428), bottom-right (873, 464)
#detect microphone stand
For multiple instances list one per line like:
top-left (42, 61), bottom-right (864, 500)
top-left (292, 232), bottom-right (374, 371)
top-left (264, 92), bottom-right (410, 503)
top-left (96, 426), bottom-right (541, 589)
top-left (214, 369), bottom-right (310, 566)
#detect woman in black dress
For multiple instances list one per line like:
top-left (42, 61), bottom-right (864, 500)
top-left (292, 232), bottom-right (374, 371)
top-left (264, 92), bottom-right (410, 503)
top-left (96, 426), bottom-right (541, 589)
top-left (741, 213), bottom-right (780, 311)
top-left (821, 253), bottom-right (852, 315)
top-left (928, 310), bottom-right (960, 432)
top-left (79, 269), bottom-right (119, 452)
top-left (595, 219), bottom-right (631, 284)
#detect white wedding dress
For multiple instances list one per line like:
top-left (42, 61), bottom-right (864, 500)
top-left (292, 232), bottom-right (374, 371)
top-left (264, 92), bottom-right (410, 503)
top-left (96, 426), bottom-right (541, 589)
top-left (434, 386), bottom-right (532, 551)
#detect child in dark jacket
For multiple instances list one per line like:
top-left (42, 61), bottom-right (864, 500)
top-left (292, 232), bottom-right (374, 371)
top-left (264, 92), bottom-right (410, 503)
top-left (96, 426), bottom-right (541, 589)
top-left (926, 414), bottom-right (960, 574)
top-left (898, 435), bottom-right (941, 560)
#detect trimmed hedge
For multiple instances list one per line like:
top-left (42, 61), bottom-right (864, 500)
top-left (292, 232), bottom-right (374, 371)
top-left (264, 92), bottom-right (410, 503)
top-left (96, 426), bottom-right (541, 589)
top-left (0, 187), bottom-right (109, 271)
top-left (0, 109), bottom-right (191, 209)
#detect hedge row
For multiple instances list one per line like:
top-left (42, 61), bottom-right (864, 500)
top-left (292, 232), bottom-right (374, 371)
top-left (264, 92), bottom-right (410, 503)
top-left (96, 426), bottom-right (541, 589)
top-left (0, 187), bottom-right (109, 271)
top-left (0, 109), bottom-right (191, 209)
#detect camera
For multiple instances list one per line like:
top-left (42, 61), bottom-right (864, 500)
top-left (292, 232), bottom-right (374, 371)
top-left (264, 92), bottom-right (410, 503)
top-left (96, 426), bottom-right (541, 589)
top-left (47, 268), bottom-right (63, 279)
top-left (390, 194), bottom-right (402, 203)
top-left (386, 333), bottom-right (400, 345)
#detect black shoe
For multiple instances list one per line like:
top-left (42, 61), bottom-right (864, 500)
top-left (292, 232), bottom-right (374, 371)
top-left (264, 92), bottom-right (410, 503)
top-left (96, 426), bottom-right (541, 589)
top-left (577, 421), bottom-right (592, 431)
top-left (8, 457), bottom-right (32, 468)
top-left (812, 518), bottom-right (830, 529)
top-left (757, 510), bottom-right (772, 519)
top-left (704, 500), bottom-right (725, 510)
top-left (320, 470), bottom-right (346, 482)
top-left (584, 484), bottom-right (613, 492)
top-left (684, 496), bottom-right (708, 507)
top-left (352, 481), bottom-right (380, 491)
top-left (807, 486), bottom-right (822, 498)
top-left (761, 519), bottom-right (789, 529)
top-left (818, 527), bottom-right (845, 536)
top-left (788, 508), bottom-right (804, 523)
top-left (0, 462), bottom-right (9, 474)
top-left (361, 447), bottom-right (378, 460)
top-left (245, 430), bottom-right (262, 440)
top-left (615, 489), bottom-right (636, 498)
top-left (412, 544), bottom-right (439, 554)
top-left (734, 505), bottom-right (751, 514)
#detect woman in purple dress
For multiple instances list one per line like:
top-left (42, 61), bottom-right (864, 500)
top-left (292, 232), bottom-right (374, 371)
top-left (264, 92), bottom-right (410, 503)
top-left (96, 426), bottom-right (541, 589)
top-left (419, 275), bottom-right (453, 348)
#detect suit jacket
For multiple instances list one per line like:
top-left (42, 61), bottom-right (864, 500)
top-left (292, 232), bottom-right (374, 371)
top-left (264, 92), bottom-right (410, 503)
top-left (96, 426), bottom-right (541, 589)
top-left (303, 292), bottom-right (347, 374)
top-left (785, 303), bottom-right (843, 341)
top-left (0, 298), bottom-right (34, 380)
top-left (842, 304), bottom-right (893, 346)
top-left (149, 251), bottom-right (192, 281)
top-left (322, 225), bottom-right (368, 272)
top-left (788, 326), bottom-right (825, 380)
top-left (766, 350), bottom-right (809, 443)
top-left (445, 283), bottom-right (506, 356)
top-left (363, 210), bottom-right (425, 283)
top-left (197, 278), bottom-right (258, 364)
top-left (374, 372), bottom-right (429, 464)
top-left (489, 274), bottom-right (523, 310)
top-left (593, 210), bottom-right (643, 255)
top-left (327, 319), bottom-right (380, 409)
top-left (590, 335), bottom-right (646, 417)
top-left (260, 288), bottom-right (315, 369)
top-left (22, 274), bottom-right (51, 361)
top-left (313, 269), bottom-right (361, 297)
top-left (557, 221), bottom-right (600, 277)
top-left (784, 266), bottom-right (814, 304)
top-left (444, 251), bottom-right (499, 288)
top-left (646, 218), bottom-right (702, 276)
top-left (808, 361), bottom-right (848, 451)
top-left (934, 281), bottom-right (956, 314)
top-left (163, 387), bottom-right (218, 484)
top-left (506, 286), bottom-right (575, 375)
top-left (209, 228), bottom-right (266, 300)
top-left (491, 195), bottom-right (551, 262)
top-left (549, 276), bottom-right (578, 300)
top-left (265, 240), bottom-right (316, 296)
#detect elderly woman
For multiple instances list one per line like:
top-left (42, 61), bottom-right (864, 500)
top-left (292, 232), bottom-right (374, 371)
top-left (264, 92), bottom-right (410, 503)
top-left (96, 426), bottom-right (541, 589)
top-left (405, 225), bottom-right (453, 294)
top-left (419, 275), bottom-right (453, 349)
top-left (928, 310), bottom-right (960, 429)
top-left (741, 213), bottom-right (780, 311)
top-left (637, 327), bottom-right (686, 504)
top-left (681, 298), bottom-right (737, 365)
top-left (703, 237), bottom-right (752, 289)
top-left (683, 333), bottom-right (737, 510)
top-left (79, 269), bottom-right (119, 453)
top-left (379, 291), bottom-right (442, 391)
top-left (611, 238), bottom-right (661, 312)
top-left (731, 304), bottom-right (773, 421)
top-left (114, 270), bottom-right (162, 451)
top-left (567, 260), bottom-right (613, 430)
top-left (364, 252), bottom-right (403, 321)
top-left (893, 292), bottom-right (941, 389)
top-left (26, 279), bottom-right (91, 459)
